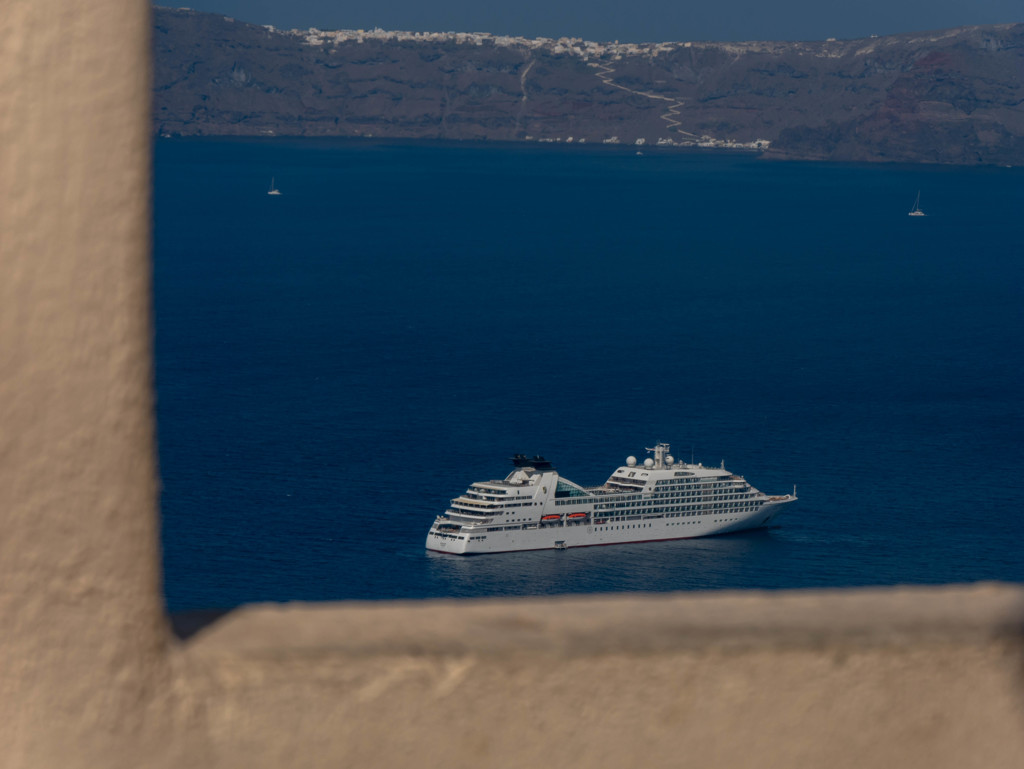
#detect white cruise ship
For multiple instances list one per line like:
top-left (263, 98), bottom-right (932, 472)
top-left (426, 443), bottom-right (796, 555)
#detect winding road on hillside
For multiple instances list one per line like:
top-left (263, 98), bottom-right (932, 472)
top-left (589, 60), bottom-right (700, 141)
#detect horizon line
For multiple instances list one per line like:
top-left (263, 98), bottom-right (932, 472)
top-left (154, 7), bottom-right (1023, 48)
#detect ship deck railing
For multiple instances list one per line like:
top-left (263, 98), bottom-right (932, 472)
top-left (583, 485), bottom-right (638, 495)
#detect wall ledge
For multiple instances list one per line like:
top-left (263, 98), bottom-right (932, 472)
top-left (183, 582), bottom-right (1024, 660)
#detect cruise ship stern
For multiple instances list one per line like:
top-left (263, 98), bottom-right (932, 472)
top-left (426, 519), bottom-right (470, 554)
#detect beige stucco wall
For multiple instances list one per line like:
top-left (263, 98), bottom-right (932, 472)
top-left (0, 2), bottom-right (175, 766)
top-left (1, 3), bottom-right (1022, 768)
top-left (180, 587), bottom-right (1024, 769)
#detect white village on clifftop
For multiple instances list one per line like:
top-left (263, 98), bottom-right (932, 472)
top-left (224, 16), bottom-right (770, 151)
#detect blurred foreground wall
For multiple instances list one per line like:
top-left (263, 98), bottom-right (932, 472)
top-left (1, 3), bottom-right (1022, 767)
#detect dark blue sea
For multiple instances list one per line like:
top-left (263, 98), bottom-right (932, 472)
top-left (154, 138), bottom-right (1024, 612)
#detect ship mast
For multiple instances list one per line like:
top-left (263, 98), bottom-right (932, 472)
top-left (645, 442), bottom-right (671, 469)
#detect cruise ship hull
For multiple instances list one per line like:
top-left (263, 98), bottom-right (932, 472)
top-left (426, 497), bottom-right (794, 555)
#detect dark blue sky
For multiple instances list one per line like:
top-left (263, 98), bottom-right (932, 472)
top-left (160, 1), bottom-right (1020, 42)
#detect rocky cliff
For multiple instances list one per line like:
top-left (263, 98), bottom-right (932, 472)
top-left (153, 7), bottom-right (1024, 164)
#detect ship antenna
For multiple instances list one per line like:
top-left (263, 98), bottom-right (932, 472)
top-left (644, 442), bottom-right (670, 469)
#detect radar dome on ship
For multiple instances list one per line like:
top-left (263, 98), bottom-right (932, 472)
top-left (644, 458), bottom-right (654, 468)
top-left (626, 456), bottom-right (637, 467)
top-left (666, 455), bottom-right (675, 466)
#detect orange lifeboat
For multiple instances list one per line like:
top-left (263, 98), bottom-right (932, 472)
top-left (540, 514), bottom-right (562, 521)
top-left (567, 512), bottom-right (588, 519)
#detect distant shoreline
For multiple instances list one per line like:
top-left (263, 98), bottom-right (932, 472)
top-left (154, 8), bottom-right (1024, 167)
top-left (156, 136), bottom-right (1024, 173)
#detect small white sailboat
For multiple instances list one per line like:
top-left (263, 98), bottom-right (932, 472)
top-left (267, 177), bottom-right (282, 196)
top-left (908, 190), bottom-right (925, 216)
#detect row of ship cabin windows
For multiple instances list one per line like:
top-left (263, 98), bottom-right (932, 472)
top-left (464, 490), bottom-right (510, 500)
top-left (601, 504), bottom-right (760, 521)
top-left (651, 490), bottom-right (750, 500)
top-left (460, 499), bottom-right (536, 506)
top-left (664, 503), bottom-right (760, 516)
top-left (653, 480), bottom-right (737, 489)
top-left (548, 498), bottom-right (762, 516)
top-left (455, 502), bottom-right (537, 512)
top-left (597, 494), bottom-right (752, 510)
top-left (478, 503), bottom-right (758, 534)
top-left (557, 491), bottom-right (747, 506)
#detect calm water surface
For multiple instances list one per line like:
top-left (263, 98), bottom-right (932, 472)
top-left (154, 138), bottom-right (1024, 611)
